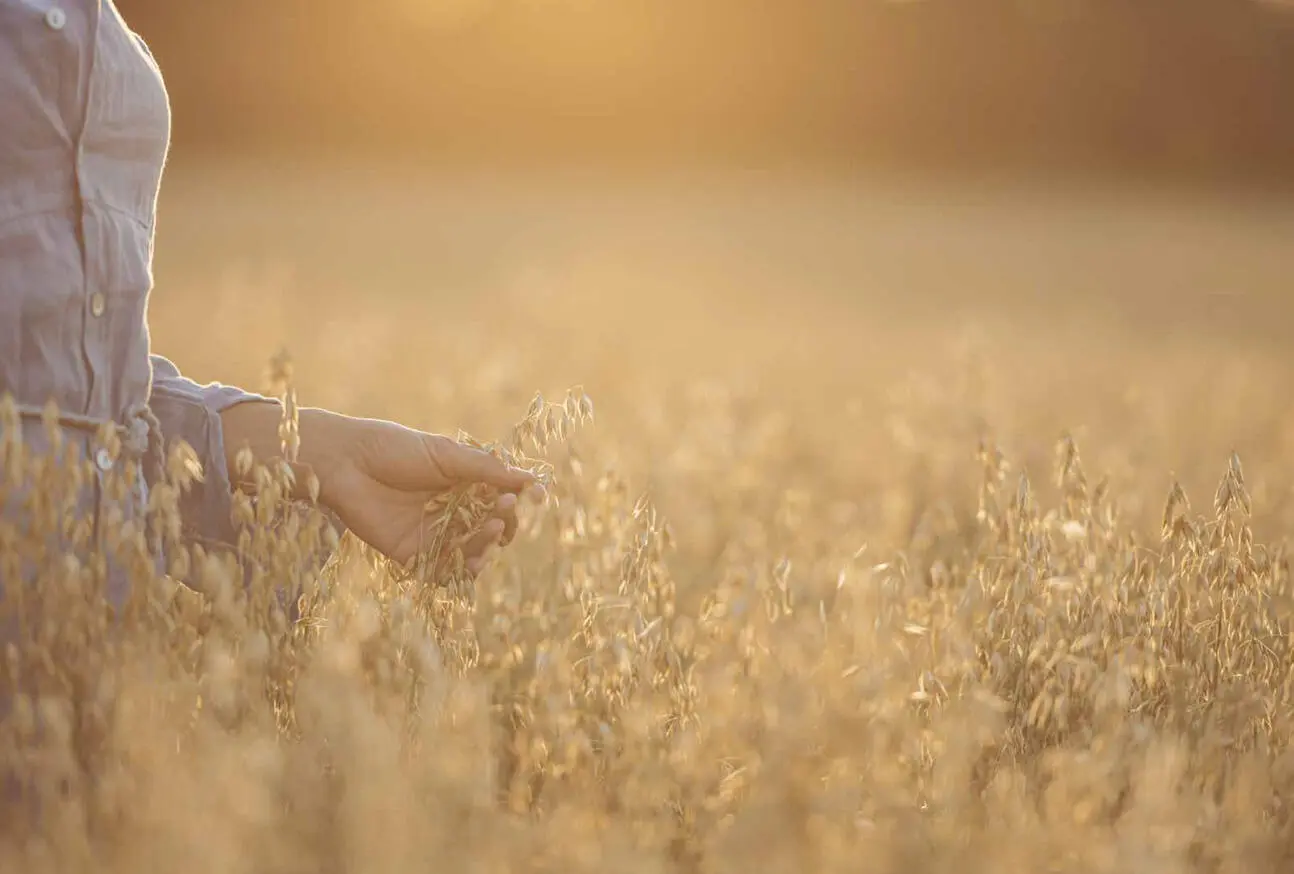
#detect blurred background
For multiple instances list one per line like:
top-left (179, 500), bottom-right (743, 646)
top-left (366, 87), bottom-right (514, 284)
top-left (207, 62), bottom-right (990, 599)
top-left (124, 0), bottom-right (1294, 186)
top-left (124, 0), bottom-right (1294, 539)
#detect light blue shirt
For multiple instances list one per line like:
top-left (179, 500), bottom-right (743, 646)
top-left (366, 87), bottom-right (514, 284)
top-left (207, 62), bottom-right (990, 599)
top-left (0, 0), bottom-right (268, 551)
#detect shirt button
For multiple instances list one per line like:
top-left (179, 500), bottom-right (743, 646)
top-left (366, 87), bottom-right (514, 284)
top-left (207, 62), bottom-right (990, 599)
top-left (89, 292), bottom-right (106, 318)
top-left (45, 8), bottom-right (66, 30)
top-left (95, 448), bottom-right (113, 472)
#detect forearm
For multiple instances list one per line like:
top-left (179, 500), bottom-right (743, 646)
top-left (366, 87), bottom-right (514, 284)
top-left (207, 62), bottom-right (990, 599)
top-left (218, 402), bottom-right (354, 504)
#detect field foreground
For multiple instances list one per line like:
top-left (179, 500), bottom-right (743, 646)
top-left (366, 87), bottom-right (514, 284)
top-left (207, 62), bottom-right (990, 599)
top-left (3, 165), bottom-right (1294, 872)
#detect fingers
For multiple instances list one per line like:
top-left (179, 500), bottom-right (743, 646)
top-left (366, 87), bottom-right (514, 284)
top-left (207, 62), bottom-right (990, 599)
top-left (441, 492), bottom-right (524, 579)
top-left (418, 437), bottom-right (546, 579)
top-left (494, 492), bottom-right (519, 546)
top-left (439, 439), bottom-right (535, 494)
top-left (459, 517), bottom-right (504, 574)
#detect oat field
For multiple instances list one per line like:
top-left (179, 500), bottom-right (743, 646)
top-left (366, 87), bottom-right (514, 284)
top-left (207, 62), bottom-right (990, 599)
top-left (4, 164), bottom-right (1294, 872)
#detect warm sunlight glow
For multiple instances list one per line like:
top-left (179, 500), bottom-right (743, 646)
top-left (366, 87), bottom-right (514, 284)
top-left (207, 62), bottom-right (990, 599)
top-left (396, 0), bottom-right (502, 31)
top-left (7, 2), bottom-right (1294, 869)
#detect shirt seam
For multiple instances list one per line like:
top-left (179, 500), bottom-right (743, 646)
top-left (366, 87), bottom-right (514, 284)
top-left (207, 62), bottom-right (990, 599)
top-left (89, 197), bottom-right (153, 231)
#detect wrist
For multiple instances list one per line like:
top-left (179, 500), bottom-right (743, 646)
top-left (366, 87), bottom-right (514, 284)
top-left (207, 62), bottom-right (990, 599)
top-left (297, 407), bottom-right (358, 507)
top-left (220, 400), bottom-right (358, 506)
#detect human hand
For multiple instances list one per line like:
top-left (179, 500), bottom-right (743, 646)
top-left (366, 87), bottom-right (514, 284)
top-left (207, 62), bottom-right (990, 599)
top-left (306, 412), bottom-right (537, 574)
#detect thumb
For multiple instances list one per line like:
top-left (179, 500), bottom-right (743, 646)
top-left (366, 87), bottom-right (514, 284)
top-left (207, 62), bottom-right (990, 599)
top-left (439, 440), bottom-right (535, 493)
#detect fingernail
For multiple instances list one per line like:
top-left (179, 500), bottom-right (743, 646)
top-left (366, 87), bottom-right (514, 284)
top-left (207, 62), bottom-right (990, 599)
top-left (467, 557), bottom-right (483, 576)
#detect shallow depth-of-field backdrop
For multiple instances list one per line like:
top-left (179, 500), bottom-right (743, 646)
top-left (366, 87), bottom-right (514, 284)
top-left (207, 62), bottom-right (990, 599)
top-left (6, 1), bottom-right (1294, 871)
top-left (11, 158), bottom-right (1286, 874)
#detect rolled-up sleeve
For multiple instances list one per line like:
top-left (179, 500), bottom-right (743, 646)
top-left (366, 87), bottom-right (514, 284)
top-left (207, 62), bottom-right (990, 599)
top-left (148, 354), bottom-right (276, 548)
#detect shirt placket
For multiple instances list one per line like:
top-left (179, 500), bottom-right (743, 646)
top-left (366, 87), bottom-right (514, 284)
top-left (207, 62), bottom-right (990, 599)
top-left (68, 2), bottom-right (127, 556)
top-left (74, 0), bottom-right (106, 424)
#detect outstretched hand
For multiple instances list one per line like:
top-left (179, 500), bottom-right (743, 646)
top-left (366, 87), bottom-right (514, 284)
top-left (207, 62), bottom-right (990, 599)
top-left (308, 414), bottom-right (538, 574)
top-left (220, 403), bottom-right (539, 576)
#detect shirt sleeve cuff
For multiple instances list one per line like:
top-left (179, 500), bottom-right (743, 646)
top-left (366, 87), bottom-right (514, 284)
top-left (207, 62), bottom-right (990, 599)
top-left (147, 354), bottom-right (278, 548)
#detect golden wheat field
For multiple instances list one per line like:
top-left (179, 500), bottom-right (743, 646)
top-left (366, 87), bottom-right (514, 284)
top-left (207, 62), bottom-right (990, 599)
top-left (4, 161), bottom-right (1294, 873)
